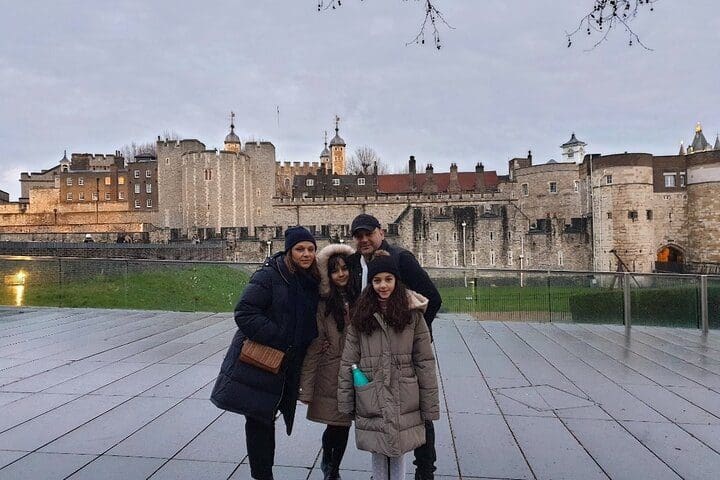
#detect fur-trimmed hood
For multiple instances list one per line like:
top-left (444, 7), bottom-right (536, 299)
top-left (316, 244), bottom-right (355, 297)
top-left (407, 289), bottom-right (429, 313)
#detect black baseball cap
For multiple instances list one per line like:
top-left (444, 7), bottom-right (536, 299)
top-left (351, 214), bottom-right (382, 235)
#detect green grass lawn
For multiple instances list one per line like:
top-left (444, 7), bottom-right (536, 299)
top-left (438, 285), bottom-right (601, 313)
top-left (6, 264), bottom-right (249, 312)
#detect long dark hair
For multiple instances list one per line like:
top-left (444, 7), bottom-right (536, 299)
top-left (351, 276), bottom-right (412, 335)
top-left (325, 254), bottom-right (357, 332)
top-left (284, 251), bottom-right (320, 281)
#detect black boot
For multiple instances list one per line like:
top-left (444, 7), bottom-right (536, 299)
top-left (325, 446), bottom-right (344, 480)
top-left (320, 447), bottom-right (332, 477)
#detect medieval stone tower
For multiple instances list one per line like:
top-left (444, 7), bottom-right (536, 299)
top-left (686, 150), bottom-right (720, 270)
top-left (329, 116), bottom-right (346, 175)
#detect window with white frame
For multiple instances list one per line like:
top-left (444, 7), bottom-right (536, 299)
top-left (66, 177), bottom-right (72, 186)
top-left (549, 182), bottom-right (557, 193)
top-left (134, 199), bottom-right (140, 208)
top-left (134, 184), bottom-right (140, 194)
top-left (471, 251), bottom-right (477, 266)
top-left (66, 192), bottom-right (73, 201)
top-left (118, 176), bottom-right (125, 185)
top-left (146, 184), bottom-right (152, 194)
top-left (452, 251), bottom-right (459, 266)
top-left (332, 178), bottom-right (340, 186)
top-left (664, 173), bottom-right (676, 188)
top-left (357, 178), bottom-right (366, 186)
top-left (606, 175), bottom-right (613, 185)
top-left (78, 177), bottom-right (84, 186)
top-left (134, 170), bottom-right (140, 178)
top-left (91, 192), bottom-right (98, 201)
top-left (118, 191), bottom-right (125, 200)
top-left (306, 179), bottom-right (314, 187)
top-left (79, 192), bottom-right (85, 201)
top-left (521, 183), bottom-right (529, 196)
top-left (146, 169), bottom-right (151, 178)
top-left (104, 192), bottom-right (110, 201)
top-left (146, 198), bottom-right (152, 208)
top-left (104, 177), bottom-right (111, 186)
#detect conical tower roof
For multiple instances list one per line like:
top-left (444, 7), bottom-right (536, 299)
top-left (561, 132), bottom-right (586, 148)
top-left (329, 115), bottom-right (346, 146)
top-left (224, 112), bottom-right (240, 144)
top-left (690, 122), bottom-right (711, 152)
top-left (679, 141), bottom-right (686, 155)
top-left (714, 134), bottom-right (720, 151)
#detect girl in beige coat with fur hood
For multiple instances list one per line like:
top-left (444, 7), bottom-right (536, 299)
top-left (338, 251), bottom-right (439, 480)
top-left (299, 243), bottom-right (357, 480)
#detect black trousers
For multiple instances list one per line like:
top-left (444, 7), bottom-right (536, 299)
top-left (322, 424), bottom-right (350, 453)
top-left (245, 416), bottom-right (275, 480)
top-left (413, 420), bottom-right (436, 474)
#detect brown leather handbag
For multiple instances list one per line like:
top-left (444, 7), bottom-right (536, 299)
top-left (239, 340), bottom-right (285, 374)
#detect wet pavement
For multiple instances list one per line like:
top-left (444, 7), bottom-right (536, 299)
top-left (1, 308), bottom-right (719, 479)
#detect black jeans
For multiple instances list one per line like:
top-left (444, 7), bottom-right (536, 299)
top-left (245, 416), bottom-right (275, 480)
top-left (413, 420), bottom-right (436, 475)
top-left (322, 424), bottom-right (350, 453)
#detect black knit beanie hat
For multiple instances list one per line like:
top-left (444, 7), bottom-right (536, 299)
top-left (367, 251), bottom-right (400, 280)
top-left (284, 226), bottom-right (316, 252)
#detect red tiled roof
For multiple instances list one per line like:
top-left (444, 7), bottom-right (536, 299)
top-left (377, 171), bottom-right (499, 193)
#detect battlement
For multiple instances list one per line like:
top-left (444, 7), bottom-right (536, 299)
top-left (273, 190), bottom-right (509, 206)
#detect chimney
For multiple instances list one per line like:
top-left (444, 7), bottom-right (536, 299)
top-left (528, 150), bottom-right (533, 165)
top-left (475, 162), bottom-right (485, 192)
top-left (409, 155), bottom-right (417, 191)
top-left (422, 164), bottom-right (437, 194)
top-left (448, 163), bottom-right (461, 193)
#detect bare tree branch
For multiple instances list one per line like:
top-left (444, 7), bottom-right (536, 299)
top-left (567, 0), bottom-right (658, 50)
top-left (346, 146), bottom-right (388, 175)
top-left (317, 0), bottom-right (453, 50)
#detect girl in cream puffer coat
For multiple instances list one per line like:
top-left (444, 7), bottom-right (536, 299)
top-left (338, 251), bottom-right (439, 480)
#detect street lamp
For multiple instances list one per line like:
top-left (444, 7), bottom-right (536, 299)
top-left (460, 221), bottom-right (467, 267)
top-left (266, 240), bottom-right (272, 258)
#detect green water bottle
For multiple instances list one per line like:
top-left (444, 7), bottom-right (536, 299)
top-left (352, 364), bottom-right (369, 387)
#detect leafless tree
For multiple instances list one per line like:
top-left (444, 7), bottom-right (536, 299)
top-left (317, 0), bottom-right (452, 50)
top-left (567, 0), bottom-right (659, 50)
top-left (120, 130), bottom-right (181, 162)
top-left (346, 146), bottom-right (389, 174)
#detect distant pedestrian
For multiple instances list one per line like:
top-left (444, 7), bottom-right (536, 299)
top-left (211, 226), bottom-right (320, 480)
top-left (346, 213), bottom-right (441, 479)
top-left (338, 251), bottom-right (439, 480)
top-left (299, 243), bottom-right (357, 480)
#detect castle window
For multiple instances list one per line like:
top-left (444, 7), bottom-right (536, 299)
top-left (61, 165), bottom-right (69, 172)
top-left (435, 232), bottom-right (439, 242)
top-left (646, 210), bottom-right (653, 220)
top-left (507, 251), bottom-right (514, 266)
top-left (358, 178), bottom-right (366, 186)
top-left (165, 157), bottom-right (169, 164)
top-left (664, 173), bottom-right (676, 188)
top-left (452, 251), bottom-right (459, 267)
top-left (435, 251), bottom-right (441, 267)
top-left (306, 179), bottom-right (314, 187)
top-left (574, 180), bottom-right (580, 192)
top-left (471, 251), bottom-right (477, 266)
top-left (490, 231), bottom-right (494, 241)
top-left (628, 210), bottom-right (638, 221)
top-left (118, 191), bottom-right (125, 200)
top-left (78, 177), bottom-right (84, 186)
top-left (204, 169), bottom-right (212, 181)
top-left (548, 182), bottom-right (557, 193)
top-left (333, 178), bottom-right (341, 186)
top-left (92, 192), bottom-right (98, 201)
top-left (79, 192), bottom-right (85, 201)
top-left (490, 250), bottom-right (496, 266)
top-left (66, 177), bottom-right (72, 186)
top-left (134, 199), bottom-right (140, 208)
top-left (147, 198), bottom-right (152, 208)
top-left (118, 176), bottom-right (125, 185)
top-left (134, 170), bottom-right (140, 178)
top-left (680, 173), bottom-right (686, 187)
top-left (146, 184), bottom-right (152, 194)
top-left (104, 177), bottom-right (111, 186)
top-left (453, 232), bottom-right (458, 242)
top-left (558, 251), bottom-right (564, 267)
top-left (104, 192), bottom-right (110, 201)
top-left (134, 184), bottom-right (140, 194)
top-left (146, 170), bottom-right (151, 178)
top-left (606, 175), bottom-right (613, 185)
top-left (66, 192), bottom-right (73, 201)
top-left (521, 183), bottom-right (529, 196)
top-left (607, 212), bottom-right (612, 219)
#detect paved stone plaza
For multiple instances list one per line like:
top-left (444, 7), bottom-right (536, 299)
top-left (1, 308), bottom-right (720, 479)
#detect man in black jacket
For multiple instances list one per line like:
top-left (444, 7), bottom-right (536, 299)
top-left (346, 213), bottom-right (441, 480)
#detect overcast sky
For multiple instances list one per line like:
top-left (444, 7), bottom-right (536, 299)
top-left (1, 1), bottom-right (718, 200)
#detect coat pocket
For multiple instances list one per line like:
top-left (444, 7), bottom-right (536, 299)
top-left (399, 376), bottom-right (420, 414)
top-left (355, 382), bottom-right (381, 418)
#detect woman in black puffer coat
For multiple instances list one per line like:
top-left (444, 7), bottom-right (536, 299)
top-left (211, 226), bottom-right (320, 480)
